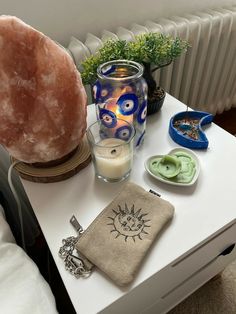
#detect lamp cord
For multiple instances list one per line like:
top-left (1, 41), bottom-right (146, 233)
top-left (7, 161), bottom-right (26, 251)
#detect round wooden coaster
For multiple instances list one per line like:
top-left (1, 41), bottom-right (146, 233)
top-left (11, 137), bottom-right (91, 183)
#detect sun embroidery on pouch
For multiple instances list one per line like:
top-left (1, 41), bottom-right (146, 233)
top-left (107, 204), bottom-right (151, 242)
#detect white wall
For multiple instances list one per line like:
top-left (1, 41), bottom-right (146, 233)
top-left (1, 0), bottom-right (236, 45)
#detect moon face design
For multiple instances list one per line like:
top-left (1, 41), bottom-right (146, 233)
top-left (107, 204), bottom-right (151, 242)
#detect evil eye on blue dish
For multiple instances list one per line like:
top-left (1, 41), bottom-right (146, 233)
top-left (137, 100), bottom-right (147, 124)
top-left (117, 93), bottom-right (138, 115)
top-left (101, 64), bottom-right (116, 76)
top-left (115, 125), bottom-right (133, 141)
top-left (99, 109), bottom-right (117, 128)
top-left (92, 81), bottom-right (101, 101)
top-left (136, 130), bottom-right (145, 147)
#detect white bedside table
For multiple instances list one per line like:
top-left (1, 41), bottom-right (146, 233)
top-left (21, 94), bottom-right (236, 314)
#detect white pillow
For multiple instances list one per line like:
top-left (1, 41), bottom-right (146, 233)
top-left (0, 205), bottom-right (58, 314)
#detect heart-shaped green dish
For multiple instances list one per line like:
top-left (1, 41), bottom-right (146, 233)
top-left (144, 148), bottom-right (200, 186)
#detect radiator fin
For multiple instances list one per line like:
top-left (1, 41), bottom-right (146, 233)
top-left (68, 5), bottom-right (236, 114)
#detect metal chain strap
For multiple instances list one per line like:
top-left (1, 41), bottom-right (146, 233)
top-left (58, 216), bottom-right (92, 278)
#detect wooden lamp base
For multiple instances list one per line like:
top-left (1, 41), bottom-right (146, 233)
top-left (11, 137), bottom-right (91, 183)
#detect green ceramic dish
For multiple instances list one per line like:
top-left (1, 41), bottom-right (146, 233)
top-left (145, 148), bottom-right (200, 186)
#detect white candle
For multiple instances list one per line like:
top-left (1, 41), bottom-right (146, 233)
top-left (94, 138), bottom-right (133, 179)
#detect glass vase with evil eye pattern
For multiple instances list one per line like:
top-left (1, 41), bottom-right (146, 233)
top-left (93, 60), bottom-right (148, 147)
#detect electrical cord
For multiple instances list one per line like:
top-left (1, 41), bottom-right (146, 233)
top-left (7, 161), bottom-right (26, 251)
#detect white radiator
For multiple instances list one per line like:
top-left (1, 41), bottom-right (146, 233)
top-left (67, 5), bottom-right (236, 114)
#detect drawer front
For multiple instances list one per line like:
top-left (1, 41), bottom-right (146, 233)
top-left (142, 242), bottom-right (236, 314)
top-left (101, 220), bottom-right (236, 314)
top-left (168, 221), bottom-right (236, 284)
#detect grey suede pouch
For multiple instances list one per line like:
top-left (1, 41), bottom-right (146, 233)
top-left (76, 182), bottom-right (174, 286)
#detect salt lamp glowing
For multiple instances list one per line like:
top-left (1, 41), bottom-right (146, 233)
top-left (0, 16), bottom-right (87, 163)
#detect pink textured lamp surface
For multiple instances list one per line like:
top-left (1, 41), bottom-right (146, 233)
top-left (0, 16), bottom-right (87, 163)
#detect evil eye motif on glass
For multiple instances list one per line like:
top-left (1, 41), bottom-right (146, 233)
top-left (93, 81), bottom-right (113, 102)
top-left (115, 125), bottom-right (132, 141)
top-left (100, 83), bottom-right (113, 102)
top-left (99, 129), bottom-right (109, 140)
top-left (101, 64), bottom-right (116, 76)
top-left (136, 130), bottom-right (145, 147)
top-left (98, 103), bottom-right (106, 109)
top-left (117, 93), bottom-right (138, 115)
top-left (122, 82), bottom-right (135, 94)
top-left (137, 100), bottom-right (147, 124)
top-left (93, 81), bottom-right (101, 101)
top-left (99, 109), bottom-right (117, 128)
top-left (142, 80), bottom-right (148, 95)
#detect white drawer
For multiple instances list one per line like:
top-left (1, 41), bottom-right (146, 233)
top-left (101, 220), bottom-right (236, 314)
top-left (165, 220), bottom-right (236, 289)
top-left (143, 241), bottom-right (236, 314)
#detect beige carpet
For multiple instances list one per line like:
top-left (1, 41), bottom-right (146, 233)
top-left (168, 259), bottom-right (236, 314)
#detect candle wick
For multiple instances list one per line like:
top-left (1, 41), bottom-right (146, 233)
top-left (111, 149), bottom-right (117, 155)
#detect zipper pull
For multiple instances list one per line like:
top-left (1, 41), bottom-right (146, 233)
top-left (70, 215), bottom-right (83, 234)
top-left (59, 215), bottom-right (93, 278)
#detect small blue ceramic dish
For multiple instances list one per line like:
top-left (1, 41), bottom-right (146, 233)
top-left (169, 111), bottom-right (213, 149)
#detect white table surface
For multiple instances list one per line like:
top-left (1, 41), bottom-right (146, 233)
top-left (21, 94), bottom-right (236, 314)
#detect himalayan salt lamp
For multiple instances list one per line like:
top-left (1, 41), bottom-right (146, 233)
top-left (0, 16), bottom-right (87, 163)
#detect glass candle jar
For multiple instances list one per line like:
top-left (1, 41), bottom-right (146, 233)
top-left (92, 60), bottom-right (147, 147)
top-left (87, 118), bottom-right (135, 182)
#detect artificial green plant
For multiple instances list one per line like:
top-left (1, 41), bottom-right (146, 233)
top-left (81, 33), bottom-right (189, 98)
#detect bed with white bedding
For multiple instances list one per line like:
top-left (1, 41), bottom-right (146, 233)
top-left (0, 204), bottom-right (58, 314)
